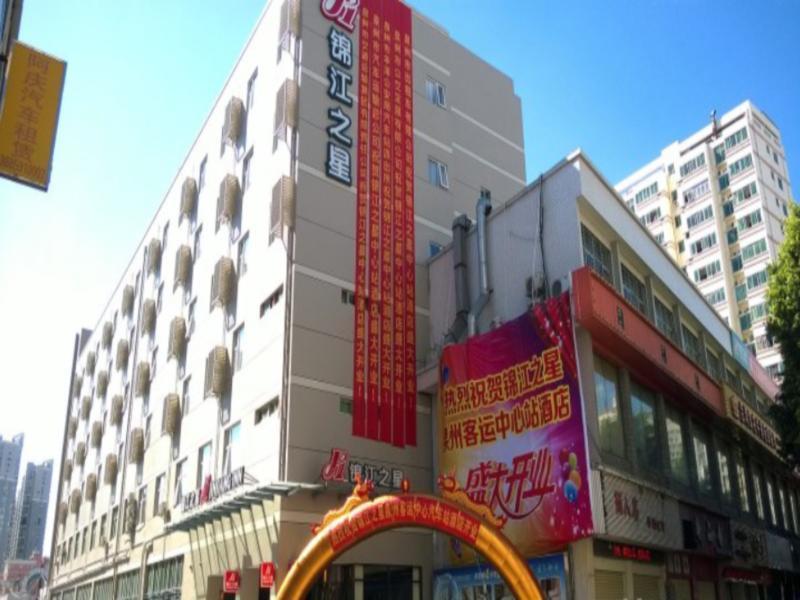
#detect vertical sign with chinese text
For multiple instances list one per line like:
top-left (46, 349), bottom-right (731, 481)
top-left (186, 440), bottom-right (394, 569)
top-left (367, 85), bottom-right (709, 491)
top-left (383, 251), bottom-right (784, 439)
top-left (438, 293), bottom-right (593, 559)
top-left (0, 42), bottom-right (66, 190)
top-left (322, 0), bottom-right (415, 447)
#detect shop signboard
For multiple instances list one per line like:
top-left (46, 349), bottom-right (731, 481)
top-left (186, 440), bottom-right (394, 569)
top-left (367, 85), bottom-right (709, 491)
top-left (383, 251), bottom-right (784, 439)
top-left (593, 539), bottom-right (664, 564)
top-left (723, 385), bottom-right (781, 457)
top-left (766, 532), bottom-right (792, 571)
top-left (260, 562), bottom-right (276, 589)
top-left (731, 521), bottom-right (767, 566)
top-left (438, 293), bottom-right (593, 560)
top-left (320, 447), bottom-right (404, 489)
top-left (678, 503), bottom-right (732, 556)
top-left (602, 472), bottom-right (682, 549)
top-left (223, 570), bottom-right (240, 593)
top-left (433, 553), bottom-right (567, 600)
top-left (181, 467), bottom-right (247, 512)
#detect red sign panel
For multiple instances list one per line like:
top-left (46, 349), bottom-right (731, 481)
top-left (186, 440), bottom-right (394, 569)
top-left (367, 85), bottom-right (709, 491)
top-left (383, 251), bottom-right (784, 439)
top-left (346, 0), bottom-right (415, 447)
top-left (223, 570), bottom-right (240, 593)
top-left (260, 562), bottom-right (276, 589)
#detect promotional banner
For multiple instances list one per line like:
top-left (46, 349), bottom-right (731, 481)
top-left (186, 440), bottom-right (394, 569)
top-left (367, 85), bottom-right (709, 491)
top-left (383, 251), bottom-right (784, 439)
top-left (330, 0), bottom-right (415, 447)
top-left (438, 293), bottom-right (593, 559)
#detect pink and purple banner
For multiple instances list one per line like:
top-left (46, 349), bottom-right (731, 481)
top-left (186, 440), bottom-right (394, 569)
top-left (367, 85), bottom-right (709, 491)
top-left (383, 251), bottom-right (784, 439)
top-left (438, 292), bottom-right (593, 559)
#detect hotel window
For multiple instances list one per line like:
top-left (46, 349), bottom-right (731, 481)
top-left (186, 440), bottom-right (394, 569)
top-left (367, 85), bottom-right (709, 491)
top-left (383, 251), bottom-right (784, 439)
top-left (182, 377), bottom-right (191, 417)
top-left (223, 422), bottom-right (241, 474)
top-left (246, 69), bottom-right (257, 112)
top-left (110, 506), bottom-right (118, 538)
top-left (630, 382), bottom-right (658, 468)
top-left (145, 413), bottom-right (153, 447)
top-left (752, 468), bottom-right (765, 520)
top-left (154, 473), bottom-right (165, 514)
top-left (174, 459), bottom-right (187, 505)
top-left (692, 428), bottom-right (712, 495)
top-left (197, 442), bottom-right (212, 487)
top-left (580, 225), bottom-right (612, 284)
top-left (237, 232), bottom-right (249, 278)
top-left (198, 156), bottom-right (207, 191)
top-left (717, 446), bottom-right (732, 501)
top-left (593, 355), bottom-right (624, 458)
top-left (427, 158), bottom-right (449, 189)
top-left (242, 148), bottom-right (254, 191)
top-left (736, 456), bottom-right (750, 513)
top-left (232, 324), bottom-right (245, 372)
top-left (737, 209), bottom-right (762, 233)
top-left (666, 408), bottom-right (689, 485)
top-left (654, 298), bottom-right (676, 340)
top-left (90, 521), bottom-right (97, 550)
top-left (137, 486), bottom-right (147, 526)
top-left (766, 476), bottom-right (778, 526)
top-left (193, 225), bottom-right (202, 260)
top-left (742, 238), bottom-right (767, 263)
top-left (621, 265), bottom-right (646, 314)
top-left (188, 299), bottom-right (196, 336)
top-left (425, 78), bottom-right (446, 107)
top-left (100, 514), bottom-right (107, 542)
top-left (156, 282), bottom-right (164, 313)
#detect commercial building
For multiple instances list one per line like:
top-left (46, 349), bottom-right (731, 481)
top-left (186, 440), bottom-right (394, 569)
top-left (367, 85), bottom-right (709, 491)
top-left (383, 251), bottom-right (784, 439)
top-left (0, 433), bottom-right (24, 570)
top-left (616, 101), bottom-right (793, 381)
top-left (48, 0), bottom-right (525, 598)
top-left (427, 150), bottom-right (799, 599)
top-left (9, 460), bottom-right (53, 562)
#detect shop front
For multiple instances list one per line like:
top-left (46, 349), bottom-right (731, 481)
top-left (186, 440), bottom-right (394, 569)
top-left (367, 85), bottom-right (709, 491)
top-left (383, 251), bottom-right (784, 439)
top-left (724, 520), bottom-right (770, 599)
top-left (676, 503), bottom-right (732, 600)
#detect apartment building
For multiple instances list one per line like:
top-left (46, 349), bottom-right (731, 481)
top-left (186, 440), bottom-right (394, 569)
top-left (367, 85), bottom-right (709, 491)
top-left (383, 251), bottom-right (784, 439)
top-left (428, 150), bottom-right (798, 600)
top-left (48, 0), bottom-right (525, 598)
top-left (0, 433), bottom-right (24, 570)
top-left (616, 101), bottom-right (792, 382)
top-left (9, 460), bottom-right (53, 562)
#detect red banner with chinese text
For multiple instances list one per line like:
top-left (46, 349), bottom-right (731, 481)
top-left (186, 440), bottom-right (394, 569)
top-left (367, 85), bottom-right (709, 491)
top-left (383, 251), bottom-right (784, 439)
top-left (438, 293), bottom-right (593, 560)
top-left (352, 0), bottom-right (415, 447)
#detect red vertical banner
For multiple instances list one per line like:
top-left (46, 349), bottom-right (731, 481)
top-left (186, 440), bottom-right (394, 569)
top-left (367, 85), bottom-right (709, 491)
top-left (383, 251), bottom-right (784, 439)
top-left (400, 5), bottom-right (416, 446)
top-left (350, 0), bottom-right (415, 447)
top-left (390, 10), bottom-right (406, 447)
top-left (366, 3), bottom-right (382, 440)
top-left (352, 0), bottom-right (371, 437)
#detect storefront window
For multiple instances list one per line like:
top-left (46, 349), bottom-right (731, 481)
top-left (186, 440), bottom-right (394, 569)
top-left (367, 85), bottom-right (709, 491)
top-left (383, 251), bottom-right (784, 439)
top-left (593, 355), bottom-right (624, 458)
top-left (736, 458), bottom-right (750, 513)
top-left (630, 381), bottom-right (658, 469)
top-left (766, 477), bottom-right (777, 526)
top-left (717, 447), bottom-right (732, 501)
top-left (692, 429), bottom-right (712, 494)
top-left (752, 468), bottom-right (765, 520)
top-left (666, 408), bottom-right (689, 485)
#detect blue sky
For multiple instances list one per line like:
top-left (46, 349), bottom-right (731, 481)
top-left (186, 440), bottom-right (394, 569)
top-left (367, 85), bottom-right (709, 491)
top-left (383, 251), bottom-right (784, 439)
top-left (0, 0), bottom-right (797, 545)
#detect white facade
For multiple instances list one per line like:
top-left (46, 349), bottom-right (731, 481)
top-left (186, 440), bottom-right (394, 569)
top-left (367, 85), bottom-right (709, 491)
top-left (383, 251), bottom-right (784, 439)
top-left (616, 101), bottom-right (792, 380)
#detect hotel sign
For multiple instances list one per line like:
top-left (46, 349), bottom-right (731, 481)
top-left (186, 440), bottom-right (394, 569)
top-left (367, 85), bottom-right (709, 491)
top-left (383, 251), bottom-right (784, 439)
top-left (723, 385), bottom-right (780, 456)
top-left (182, 467), bottom-right (247, 512)
top-left (320, 447), bottom-right (404, 490)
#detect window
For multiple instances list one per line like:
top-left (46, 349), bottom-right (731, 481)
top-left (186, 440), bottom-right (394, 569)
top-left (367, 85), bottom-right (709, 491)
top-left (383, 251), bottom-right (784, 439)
top-left (740, 312), bottom-right (752, 332)
top-left (686, 204), bottom-right (713, 229)
top-left (733, 181), bottom-right (757, 206)
top-left (145, 413), bottom-right (152, 447)
top-left (222, 422), bottom-right (241, 474)
top-left (339, 397), bottom-right (353, 414)
top-left (735, 283), bottom-right (747, 302)
top-left (766, 477), bottom-right (777, 526)
top-left (427, 158), bottom-right (449, 189)
top-left (237, 232), bottom-right (249, 278)
top-left (753, 468), bottom-right (765, 520)
top-left (137, 486), bottom-right (147, 526)
top-left (778, 177), bottom-right (784, 191)
top-left (425, 78), bottom-right (446, 107)
top-left (654, 298), bottom-right (675, 339)
top-left (198, 156), bottom-right (207, 191)
top-left (182, 377), bottom-right (191, 416)
top-left (260, 285), bottom-right (284, 317)
top-left (634, 182), bottom-right (658, 205)
top-left (188, 299), bottom-right (196, 335)
top-left (150, 347), bottom-right (158, 379)
top-left (154, 473), bottom-right (165, 515)
top-left (581, 225), bottom-right (612, 284)
top-left (706, 350), bottom-right (721, 380)
top-left (683, 179), bottom-right (710, 205)
top-left (429, 241), bottom-right (443, 257)
top-left (692, 429), bottom-right (712, 494)
top-left (727, 227), bottom-right (738, 244)
top-left (666, 409), bottom-right (689, 484)
top-left (110, 506), bottom-right (118, 538)
top-left (736, 458), bottom-right (750, 513)
top-left (246, 69), bottom-right (257, 112)
top-left (593, 355), bottom-right (624, 458)
top-left (99, 514), bottom-right (107, 543)
top-left (90, 521), bottom-right (97, 550)
top-left (654, 232), bottom-right (664, 244)
top-left (750, 302), bottom-right (768, 323)
top-left (729, 154), bottom-right (753, 177)
top-left (174, 459), bottom-right (187, 507)
top-left (722, 200), bottom-right (733, 216)
top-left (718, 173), bottom-right (730, 191)
top-left (682, 324), bottom-right (702, 365)
top-left (640, 207), bottom-right (661, 226)
top-left (746, 269), bottom-right (768, 291)
top-left (779, 485), bottom-right (789, 530)
top-left (790, 490), bottom-right (799, 534)
top-left (679, 153), bottom-right (706, 178)
top-left (737, 208), bottom-right (763, 234)
top-left (705, 287), bottom-right (725, 305)
top-left (718, 447), bottom-right (732, 501)
top-left (693, 260), bottom-right (721, 283)
top-left (742, 238), bottom-right (767, 263)
top-left (689, 232), bottom-right (716, 256)
top-left (193, 225), bottom-right (202, 260)
top-left (81, 527), bottom-right (88, 554)
top-left (724, 126), bottom-right (748, 150)
top-left (630, 382), bottom-right (657, 468)
top-left (731, 253), bottom-right (743, 272)
top-left (156, 282), bottom-right (164, 313)
top-left (232, 324), bottom-right (245, 372)
top-left (255, 396), bottom-right (279, 424)
top-left (621, 265), bottom-right (646, 313)
top-left (197, 442), bottom-right (212, 487)
top-left (340, 289), bottom-right (355, 305)
top-left (713, 144), bottom-right (725, 165)
top-left (242, 148), bottom-right (254, 191)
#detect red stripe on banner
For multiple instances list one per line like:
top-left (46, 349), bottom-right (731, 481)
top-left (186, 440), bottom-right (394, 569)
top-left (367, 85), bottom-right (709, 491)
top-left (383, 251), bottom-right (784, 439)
top-left (379, 1), bottom-right (395, 445)
top-left (352, 0), bottom-right (371, 438)
top-left (400, 3), bottom-right (416, 446)
top-left (390, 6), bottom-right (406, 448)
top-left (366, 4), bottom-right (382, 440)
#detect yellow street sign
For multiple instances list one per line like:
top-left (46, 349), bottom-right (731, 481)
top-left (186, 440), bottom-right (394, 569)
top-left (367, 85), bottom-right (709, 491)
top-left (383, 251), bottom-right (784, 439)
top-left (0, 41), bottom-right (66, 190)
